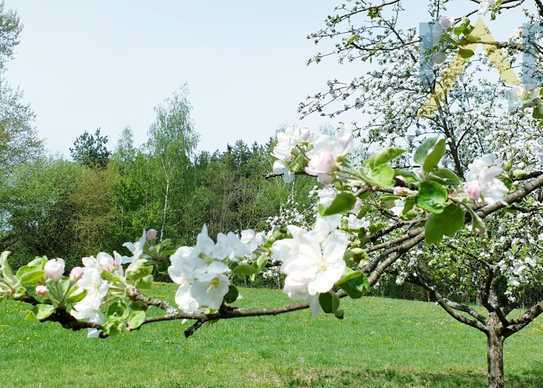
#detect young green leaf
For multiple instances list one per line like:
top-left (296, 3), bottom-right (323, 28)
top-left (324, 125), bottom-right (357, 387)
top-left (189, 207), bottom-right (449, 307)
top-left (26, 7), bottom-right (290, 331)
top-left (319, 292), bottom-right (340, 314)
top-left (423, 138), bottom-right (446, 173)
top-left (416, 181), bottom-right (449, 214)
top-left (425, 204), bottom-right (465, 244)
top-left (321, 192), bottom-right (357, 216)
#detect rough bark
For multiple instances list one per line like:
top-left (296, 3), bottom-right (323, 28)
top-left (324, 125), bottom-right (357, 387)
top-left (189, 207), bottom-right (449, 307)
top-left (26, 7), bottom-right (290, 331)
top-left (486, 328), bottom-right (505, 388)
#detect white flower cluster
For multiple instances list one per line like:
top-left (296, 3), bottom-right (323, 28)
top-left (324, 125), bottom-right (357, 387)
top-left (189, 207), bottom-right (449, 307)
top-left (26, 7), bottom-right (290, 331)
top-left (463, 154), bottom-right (508, 205)
top-left (272, 126), bottom-right (313, 183)
top-left (33, 232), bottom-right (149, 338)
top-left (270, 217), bottom-right (349, 314)
top-left (168, 226), bottom-right (264, 313)
top-left (272, 127), bottom-right (353, 184)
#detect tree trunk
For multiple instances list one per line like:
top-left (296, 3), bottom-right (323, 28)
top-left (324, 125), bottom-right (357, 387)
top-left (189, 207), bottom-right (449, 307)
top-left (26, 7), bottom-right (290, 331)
top-left (486, 331), bottom-right (505, 388)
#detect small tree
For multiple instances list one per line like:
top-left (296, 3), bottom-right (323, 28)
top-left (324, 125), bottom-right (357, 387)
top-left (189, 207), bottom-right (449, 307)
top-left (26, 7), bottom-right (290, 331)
top-left (70, 129), bottom-right (111, 169)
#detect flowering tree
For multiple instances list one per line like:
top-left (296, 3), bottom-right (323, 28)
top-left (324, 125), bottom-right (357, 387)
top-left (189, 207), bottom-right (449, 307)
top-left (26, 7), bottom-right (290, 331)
top-left (296, 1), bottom-right (543, 387)
top-left (2, 2), bottom-right (543, 388)
top-left (1, 125), bottom-right (542, 386)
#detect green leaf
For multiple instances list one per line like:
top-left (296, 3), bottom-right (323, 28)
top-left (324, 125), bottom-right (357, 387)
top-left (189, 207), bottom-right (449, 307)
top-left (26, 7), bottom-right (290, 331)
top-left (465, 206), bottom-right (487, 235)
top-left (127, 310), bottom-right (146, 330)
top-left (425, 204), bottom-right (465, 244)
top-left (45, 279), bottom-right (73, 307)
top-left (256, 255), bottom-right (268, 269)
top-left (458, 48), bottom-right (475, 58)
top-left (319, 292), bottom-right (340, 314)
top-left (345, 34), bottom-right (359, 46)
top-left (433, 168), bottom-right (461, 187)
top-left (336, 270), bottom-right (363, 286)
top-left (224, 285), bottom-right (239, 304)
top-left (364, 164), bottom-right (395, 188)
top-left (401, 196), bottom-right (417, 218)
top-left (334, 309), bottom-right (345, 320)
top-left (416, 181), bottom-right (448, 214)
top-left (16, 257), bottom-right (47, 287)
top-left (533, 104), bottom-right (543, 120)
top-left (33, 304), bottom-right (55, 321)
top-left (321, 192), bottom-right (357, 216)
top-left (414, 138), bottom-right (438, 165)
top-left (366, 148), bottom-right (405, 168)
top-left (125, 259), bottom-right (154, 288)
top-left (423, 138), bottom-right (446, 173)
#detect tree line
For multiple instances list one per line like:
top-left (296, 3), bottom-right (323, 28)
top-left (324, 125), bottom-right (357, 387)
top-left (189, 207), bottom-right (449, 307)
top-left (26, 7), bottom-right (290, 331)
top-left (0, 89), bottom-right (314, 270)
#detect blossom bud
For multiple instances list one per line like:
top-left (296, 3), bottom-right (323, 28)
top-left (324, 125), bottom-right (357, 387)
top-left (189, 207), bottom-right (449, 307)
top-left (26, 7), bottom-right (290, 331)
top-left (464, 181), bottom-right (481, 201)
top-left (146, 229), bottom-right (158, 241)
top-left (44, 258), bottom-right (65, 281)
top-left (35, 285), bottom-right (48, 297)
top-left (438, 16), bottom-right (454, 30)
top-left (69, 266), bottom-right (84, 282)
top-left (393, 187), bottom-right (411, 197)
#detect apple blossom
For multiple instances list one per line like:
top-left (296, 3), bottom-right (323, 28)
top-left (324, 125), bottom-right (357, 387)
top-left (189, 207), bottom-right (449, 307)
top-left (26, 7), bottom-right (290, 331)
top-left (70, 264), bottom-right (109, 334)
top-left (438, 16), bottom-right (454, 30)
top-left (35, 285), bottom-right (48, 297)
top-left (464, 154), bottom-right (508, 205)
top-left (271, 219), bottom-right (349, 314)
top-left (271, 126), bottom-right (313, 182)
top-left (121, 231), bottom-right (147, 265)
top-left (69, 267), bottom-right (84, 282)
top-left (305, 130), bottom-right (353, 184)
top-left (44, 258), bottom-right (65, 281)
top-left (168, 226), bottom-right (232, 313)
top-left (240, 229), bottom-right (265, 253)
top-left (215, 232), bottom-right (251, 261)
top-left (82, 252), bottom-right (123, 275)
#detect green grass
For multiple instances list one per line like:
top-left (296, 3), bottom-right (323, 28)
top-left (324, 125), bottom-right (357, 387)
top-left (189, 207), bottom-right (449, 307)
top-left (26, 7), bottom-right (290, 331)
top-left (1, 284), bottom-right (542, 387)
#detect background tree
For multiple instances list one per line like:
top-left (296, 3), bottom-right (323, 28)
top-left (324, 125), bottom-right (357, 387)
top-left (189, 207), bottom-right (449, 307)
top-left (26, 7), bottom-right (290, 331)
top-left (0, 2), bottom-right (42, 174)
top-left (70, 129), bottom-right (111, 169)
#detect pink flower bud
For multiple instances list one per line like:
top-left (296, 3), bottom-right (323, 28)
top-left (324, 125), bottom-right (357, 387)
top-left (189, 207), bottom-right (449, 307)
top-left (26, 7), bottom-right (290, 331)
top-left (393, 187), bottom-right (410, 197)
top-left (146, 229), bottom-right (158, 241)
top-left (44, 258), bottom-right (65, 281)
top-left (69, 267), bottom-right (84, 282)
top-left (35, 285), bottom-right (48, 297)
top-left (465, 180), bottom-right (481, 201)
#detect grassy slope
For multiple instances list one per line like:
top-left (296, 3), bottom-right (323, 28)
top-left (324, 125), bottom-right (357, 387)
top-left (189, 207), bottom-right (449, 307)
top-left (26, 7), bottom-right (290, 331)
top-left (0, 284), bottom-right (542, 387)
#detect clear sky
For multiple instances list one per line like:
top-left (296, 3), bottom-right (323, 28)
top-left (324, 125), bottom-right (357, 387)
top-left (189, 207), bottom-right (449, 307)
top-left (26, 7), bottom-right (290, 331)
top-left (5, 1), bottom-right (360, 155)
top-left (5, 1), bottom-right (532, 155)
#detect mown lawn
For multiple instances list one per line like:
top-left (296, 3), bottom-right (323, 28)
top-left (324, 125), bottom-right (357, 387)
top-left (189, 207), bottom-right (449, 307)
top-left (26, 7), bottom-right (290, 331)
top-left (1, 283), bottom-right (542, 387)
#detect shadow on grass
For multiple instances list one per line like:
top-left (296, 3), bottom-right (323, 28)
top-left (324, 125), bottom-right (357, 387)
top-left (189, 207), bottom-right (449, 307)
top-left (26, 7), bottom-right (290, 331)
top-left (284, 365), bottom-right (543, 388)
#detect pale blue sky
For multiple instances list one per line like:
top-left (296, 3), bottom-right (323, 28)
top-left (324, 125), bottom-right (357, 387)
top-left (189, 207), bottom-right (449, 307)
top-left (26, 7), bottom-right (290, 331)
top-left (5, 1), bottom-right (532, 155)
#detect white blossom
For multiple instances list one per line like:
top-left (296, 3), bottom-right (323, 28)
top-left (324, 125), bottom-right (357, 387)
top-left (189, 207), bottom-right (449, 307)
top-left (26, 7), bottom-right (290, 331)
top-left (70, 263), bottom-right (109, 330)
top-left (168, 226), bottom-right (232, 313)
top-left (44, 258), bottom-right (65, 281)
top-left (240, 229), bottom-right (265, 253)
top-left (305, 130), bottom-right (353, 184)
top-left (122, 230), bottom-right (147, 264)
top-left (271, 126), bottom-right (313, 182)
top-left (271, 219), bottom-right (349, 315)
top-left (438, 16), bottom-right (454, 30)
top-left (391, 199), bottom-right (405, 217)
top-left (464, 154), bottom-right (508, 205)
